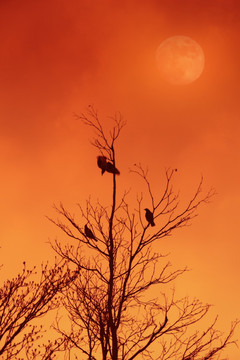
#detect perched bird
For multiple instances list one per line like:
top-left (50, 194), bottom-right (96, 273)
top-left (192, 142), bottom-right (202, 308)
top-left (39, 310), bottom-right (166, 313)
top-left (144, 208), bottom-right (155, 227)
top-left (84, 224), bottom-right (97, 241)
top-left (106, 161), bottom-right (120, 175)
top-left (97, 156), bottom-right (107, 175)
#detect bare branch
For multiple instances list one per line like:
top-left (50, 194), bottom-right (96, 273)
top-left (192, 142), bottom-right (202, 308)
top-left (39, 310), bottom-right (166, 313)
top-left (47, 109), bottom-right (237, 360)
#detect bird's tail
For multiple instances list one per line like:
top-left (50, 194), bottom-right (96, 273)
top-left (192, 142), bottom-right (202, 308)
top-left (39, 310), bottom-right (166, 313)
top-left (114, 168), bottom-right (120, 175)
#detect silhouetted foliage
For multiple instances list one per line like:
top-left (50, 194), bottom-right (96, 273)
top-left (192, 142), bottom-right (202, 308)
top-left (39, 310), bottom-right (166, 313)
top-left (0, 260), bottom-right (77, 360)
top-left (49, 106), bottom-right (238, 360)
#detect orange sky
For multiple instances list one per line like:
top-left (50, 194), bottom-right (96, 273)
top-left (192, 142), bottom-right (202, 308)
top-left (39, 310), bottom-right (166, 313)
top-left (0, 0), bottom-right (240, 358)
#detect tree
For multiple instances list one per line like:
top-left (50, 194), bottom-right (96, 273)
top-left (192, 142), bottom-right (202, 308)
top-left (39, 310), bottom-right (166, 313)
top-left (0, 259), bottom-right (77, 360)
top-left (50, 106), bottom-right (238, 360)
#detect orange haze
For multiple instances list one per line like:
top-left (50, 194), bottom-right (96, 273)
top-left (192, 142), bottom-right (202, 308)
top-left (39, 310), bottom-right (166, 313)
top-left (0, 0), bottom-right (240, 358)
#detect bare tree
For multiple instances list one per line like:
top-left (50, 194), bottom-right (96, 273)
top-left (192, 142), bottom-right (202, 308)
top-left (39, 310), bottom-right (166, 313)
top-left (50, 106), bottom-right (238, 360)
top-left (0, 259), bottom-right (77, 360)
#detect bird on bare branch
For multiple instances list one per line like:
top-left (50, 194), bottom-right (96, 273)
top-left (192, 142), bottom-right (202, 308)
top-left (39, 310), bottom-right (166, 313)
top-left (144, 208), bottom-right (155, 226)
top-left (97, 155), bottom-right (120, 175)
top-left (84, 224), bottom-right (97, 241)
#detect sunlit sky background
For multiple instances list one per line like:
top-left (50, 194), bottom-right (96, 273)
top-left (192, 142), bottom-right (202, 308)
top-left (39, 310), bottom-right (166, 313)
top-left (0, 0), bottom-right (240, 358)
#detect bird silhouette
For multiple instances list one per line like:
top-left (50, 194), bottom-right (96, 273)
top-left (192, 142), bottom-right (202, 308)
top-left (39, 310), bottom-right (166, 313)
top-left (84, 224), bottom-right (97, 241)
top-left (97, 155), bottom-right (120, 175)
top-left (144, 208), bottom-right (155, 226)
top-left (106, 161), bottom-right (120, 175)
top-left (97, 156), bottom-right (107, 175)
